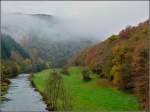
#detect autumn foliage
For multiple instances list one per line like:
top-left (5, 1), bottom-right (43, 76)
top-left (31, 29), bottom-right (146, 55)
top-left (71, 20), bottom-right (149, 109)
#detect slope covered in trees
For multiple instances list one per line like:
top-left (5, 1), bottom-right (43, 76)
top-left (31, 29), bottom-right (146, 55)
top-left (0, 34), bottom-right (32, 78)
top-left (26, 38), bottom-right (94, 67)
top-left (1, 34), bottom-right (29, 59)
top-left (71, 20), bottom-right (149, 109)
top-left (2, 13), bottom-right (96, 68)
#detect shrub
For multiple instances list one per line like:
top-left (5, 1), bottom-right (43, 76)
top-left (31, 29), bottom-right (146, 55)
top-left (61, 66), bottom-right (70, 75)
top-left (82, 68), bottom-right (91, 81)
top-left (44, 70), bottom-right (72, 111)
top-left (108, 35), bottom-right (118, 43)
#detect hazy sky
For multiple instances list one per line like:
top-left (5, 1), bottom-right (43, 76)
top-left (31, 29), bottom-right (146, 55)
top-left (1, 1), bottom-right (149, 40)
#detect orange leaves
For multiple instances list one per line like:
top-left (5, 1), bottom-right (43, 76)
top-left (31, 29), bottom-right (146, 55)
top-left (131, 42), bottom-right (149, 109)
top-left (71, 20), bottom-right (149, 108)
top-left (85, 47), bottom-right (97, 66)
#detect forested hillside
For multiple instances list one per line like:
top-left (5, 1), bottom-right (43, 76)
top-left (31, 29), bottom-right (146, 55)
top-left (26, 38), bottom-right (93, 67)
top-left (71, 20), bottom-right (149, 109)
top-left (1, 34), bottom-right (29, 59)
top-left (0, 33), bottom-right (32, 78)
top-left (2, 13), bottom-right (96, 68)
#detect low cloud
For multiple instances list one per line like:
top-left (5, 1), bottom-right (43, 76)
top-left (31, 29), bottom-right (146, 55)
top-left (1, 1), bottom-right (149, 41)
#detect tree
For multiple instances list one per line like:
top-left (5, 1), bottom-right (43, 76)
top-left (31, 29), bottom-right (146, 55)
top-left (44, 70), bottom-right (72, 111)
top-left (10, 62), bottom-right (21, 77)
top-left (1, 34), bottom-right (30, 59)
top-left (21, 59), bottom-right (32, 72)
top-left (61, 66), bottom-right (70, 75)
top-left (131, 45), bottom-right (149, 109)
top-left (82, 68), bottom-right (91, 81)
top-left (107, 35), bottom-right (118, 43)
top-left (110, 45), bottom-right (127, 88)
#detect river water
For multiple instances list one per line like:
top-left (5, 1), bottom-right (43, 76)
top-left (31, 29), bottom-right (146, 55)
top-left (0, 74), bottom-right (47, 111)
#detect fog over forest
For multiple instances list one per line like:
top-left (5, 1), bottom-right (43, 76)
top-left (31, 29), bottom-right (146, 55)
top-left (1, 1), bottom-right (149, 41)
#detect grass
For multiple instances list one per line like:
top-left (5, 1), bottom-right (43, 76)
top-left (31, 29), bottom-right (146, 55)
top-left (31, 66), bottom-right (140, 111)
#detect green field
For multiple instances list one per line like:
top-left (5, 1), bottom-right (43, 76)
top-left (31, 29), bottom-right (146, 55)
top-left (31, 67), bottom-right (140, 111)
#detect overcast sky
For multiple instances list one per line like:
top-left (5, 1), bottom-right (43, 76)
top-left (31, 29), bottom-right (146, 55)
top-left (1, 1), bottom-right (149, 40)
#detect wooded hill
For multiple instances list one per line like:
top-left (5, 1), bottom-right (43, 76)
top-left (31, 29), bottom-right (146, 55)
top-left (26, 37), bottom-right (94, 68)
top-left (1, 34), bottom-right (31, 78)
top-left (2, 13), bottom-right (95, 68)
top-left (71, 20), bottom-right (149, 109)
top-left (1, 34), bottom-right (29, 59)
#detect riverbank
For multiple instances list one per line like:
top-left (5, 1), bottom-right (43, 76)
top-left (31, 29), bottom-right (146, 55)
top-left (31, 66), bottom-right (140, 111)
top-left (29, 74), bottom-right (49, 111)
top-left (0, 79), bottom-right (10, 102)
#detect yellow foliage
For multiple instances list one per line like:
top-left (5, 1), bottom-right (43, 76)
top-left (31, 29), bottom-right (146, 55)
top-left (110, 65), bottom-right (122, 86)
top-left (23, 59), bottom-right (32, 65)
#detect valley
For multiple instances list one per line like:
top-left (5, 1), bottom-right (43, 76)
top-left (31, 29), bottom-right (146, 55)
top-left (1, 18), bottom-right (149, 111)
top-left (0, 2), bottom-right (149, 111)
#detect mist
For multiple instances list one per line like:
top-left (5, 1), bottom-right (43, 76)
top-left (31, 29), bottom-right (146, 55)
top-left (1, 1), bottom-right (149, 41)
top-left (1, 13), bottom-right (99, 43)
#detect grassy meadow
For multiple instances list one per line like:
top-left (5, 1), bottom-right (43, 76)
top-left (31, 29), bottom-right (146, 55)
top-left (31, 67), bottom-right (140, 111)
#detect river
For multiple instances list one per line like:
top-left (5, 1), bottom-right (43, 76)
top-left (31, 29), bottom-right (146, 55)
top-left (0, 74), bottom-right (47, 111)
